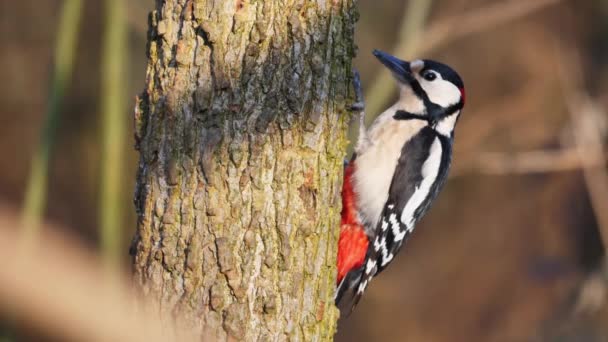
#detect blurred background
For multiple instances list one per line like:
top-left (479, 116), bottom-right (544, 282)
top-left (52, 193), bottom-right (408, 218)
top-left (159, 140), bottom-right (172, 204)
top-left (2, 0), bottom-right (608, 341)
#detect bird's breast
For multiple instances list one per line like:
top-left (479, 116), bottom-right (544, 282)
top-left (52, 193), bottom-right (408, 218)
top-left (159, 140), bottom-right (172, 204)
top-left (353, 116), bottom-right (427, 233)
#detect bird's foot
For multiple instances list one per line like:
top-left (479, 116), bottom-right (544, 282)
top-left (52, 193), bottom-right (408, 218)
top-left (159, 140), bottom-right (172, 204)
top-left (349, 69), bottom-right (365, 113)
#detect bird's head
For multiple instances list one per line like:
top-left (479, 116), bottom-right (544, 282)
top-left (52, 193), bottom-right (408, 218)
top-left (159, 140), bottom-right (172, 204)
top-left (373, 49), bottom-right (465, 120)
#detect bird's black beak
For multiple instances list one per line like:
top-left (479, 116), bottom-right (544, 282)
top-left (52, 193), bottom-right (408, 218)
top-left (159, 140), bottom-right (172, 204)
top-left (373, 49), bottom-right (413, 84)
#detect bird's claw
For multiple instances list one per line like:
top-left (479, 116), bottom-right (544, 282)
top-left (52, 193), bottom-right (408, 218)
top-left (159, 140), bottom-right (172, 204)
top-left (349, 70), bottom-right (365, 112)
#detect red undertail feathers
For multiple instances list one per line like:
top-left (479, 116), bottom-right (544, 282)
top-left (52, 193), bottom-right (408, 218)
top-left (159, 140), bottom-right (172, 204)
top-left (337, 162), bottom-right (368, 284)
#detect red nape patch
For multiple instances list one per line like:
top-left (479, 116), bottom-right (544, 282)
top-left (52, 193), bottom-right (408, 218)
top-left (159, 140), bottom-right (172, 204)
top-left (459, 87), bottom-right (466, 105)
top-left (337, 163), bottom-right (369, 284)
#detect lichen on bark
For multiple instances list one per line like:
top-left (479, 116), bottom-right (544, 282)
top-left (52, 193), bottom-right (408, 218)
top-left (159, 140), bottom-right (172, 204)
top-left (130, 0), bottom-right (358, 340)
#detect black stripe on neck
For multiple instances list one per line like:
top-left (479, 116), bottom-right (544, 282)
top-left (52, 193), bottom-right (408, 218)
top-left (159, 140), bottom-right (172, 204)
top-left (393, 100), bottom-right (463, 127)
top-left (393, 111), bottom-right (427, 121)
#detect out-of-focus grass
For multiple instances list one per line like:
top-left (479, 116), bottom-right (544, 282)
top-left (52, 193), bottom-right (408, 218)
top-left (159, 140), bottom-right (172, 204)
top-left (99, 0), bottom-right (128, 268)
top-left (21, 0), bottom-right (83, 238)
top-left (348, 0), bottom-right (432, 156)
top-left (362, 0), bottom-right (433, 119)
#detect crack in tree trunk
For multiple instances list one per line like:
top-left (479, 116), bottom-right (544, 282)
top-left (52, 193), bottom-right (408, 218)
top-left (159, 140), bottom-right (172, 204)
top-left (130, 0), bottom-right (358, 340)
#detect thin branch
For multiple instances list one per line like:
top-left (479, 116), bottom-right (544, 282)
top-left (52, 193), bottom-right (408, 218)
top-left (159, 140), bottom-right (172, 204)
top-left (554, 43), bottom-right (608, 249)
top-left (453, 148), bottom-right (606, 176)
top-left (363, 0), bottom-right (563, 121)
top-left (418, 0), bottom-right (564, 55)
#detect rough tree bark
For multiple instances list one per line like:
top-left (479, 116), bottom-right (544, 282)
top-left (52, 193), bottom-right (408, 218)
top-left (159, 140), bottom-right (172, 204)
top-left (130, 0), bottom-right (357, 340)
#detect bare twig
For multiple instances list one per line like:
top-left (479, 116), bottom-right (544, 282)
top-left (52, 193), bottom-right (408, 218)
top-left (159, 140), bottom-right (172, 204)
top-left (554, 44), bottom-right (608, 248)
top-left (453, 148), bottom-right (606, 176)
top-left (453, 43), bottom-right (608, 248)
top-left (574, 269), bottom-right (607, 315)
top-left (419, 0), bottom-right (564, 55)
top-left (364, 0), bottom-right (564, 120)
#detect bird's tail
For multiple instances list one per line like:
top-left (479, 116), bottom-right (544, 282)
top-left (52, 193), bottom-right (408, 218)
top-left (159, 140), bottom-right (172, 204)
top-left (334, 266), bottom-right (365, 315)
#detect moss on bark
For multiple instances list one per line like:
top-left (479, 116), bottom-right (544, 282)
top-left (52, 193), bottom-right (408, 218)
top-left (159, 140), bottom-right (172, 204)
top-left (131, 0), bottom-right (358, 340)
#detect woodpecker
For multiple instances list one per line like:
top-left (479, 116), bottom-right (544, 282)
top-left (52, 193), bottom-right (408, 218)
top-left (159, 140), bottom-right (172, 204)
top-left (336, 50), bottom-right (465, 312)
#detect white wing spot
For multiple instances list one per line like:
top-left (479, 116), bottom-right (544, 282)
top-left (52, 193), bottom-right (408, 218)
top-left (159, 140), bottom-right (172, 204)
top-left (358, 280), bottom-right (368, 294)
top-left (379, 242), bottom-right (390, 265)
top-left (389, 213), bottom-right (398, 227)
top-left (381, 219), bottom-right (389, 232)
top-left (374, 237), bottom-right (391, 267)
top-left (389, 214), bottom-right (402, 239)
top-left (374, 236), bottom-right (386, 252)
top-left (393, 227), bottom-right (407, 242)
top-left (381, 253), bottom-right (394, 266)
top-left (365, 259), bottom-right (375, 274)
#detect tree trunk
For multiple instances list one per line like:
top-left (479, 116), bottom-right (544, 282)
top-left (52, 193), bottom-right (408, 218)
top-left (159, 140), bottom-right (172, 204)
top-left (130, 0), bottom-right (357, 340)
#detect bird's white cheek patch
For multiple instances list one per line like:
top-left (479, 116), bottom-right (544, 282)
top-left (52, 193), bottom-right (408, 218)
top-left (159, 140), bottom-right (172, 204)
top-left (422, 79), bottom-right (462, 108)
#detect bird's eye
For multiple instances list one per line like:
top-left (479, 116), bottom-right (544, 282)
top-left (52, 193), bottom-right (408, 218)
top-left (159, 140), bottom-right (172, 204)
top-left (422, 71), bottom-right (437, 81)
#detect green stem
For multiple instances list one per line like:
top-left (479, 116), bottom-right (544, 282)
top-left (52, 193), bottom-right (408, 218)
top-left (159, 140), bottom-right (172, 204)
top-left (100, 0), bottom-right (127, 268)
top-left (22, 0), bottom-right (83, 237)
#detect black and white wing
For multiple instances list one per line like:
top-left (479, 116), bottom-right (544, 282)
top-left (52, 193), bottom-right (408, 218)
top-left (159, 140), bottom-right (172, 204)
top-left (356, 127), bottom-right (453, 299)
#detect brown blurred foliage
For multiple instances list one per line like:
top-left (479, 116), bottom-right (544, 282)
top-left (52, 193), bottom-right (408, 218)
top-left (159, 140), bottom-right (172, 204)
top-left (1, 0), bottom-right (608, 341)
top-left (339, 1), bottom-right (608, 341)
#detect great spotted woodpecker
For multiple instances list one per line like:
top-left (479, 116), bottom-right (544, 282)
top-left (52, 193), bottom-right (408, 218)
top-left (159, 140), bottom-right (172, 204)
top-left (336, 50), bottom-right (465, 311)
